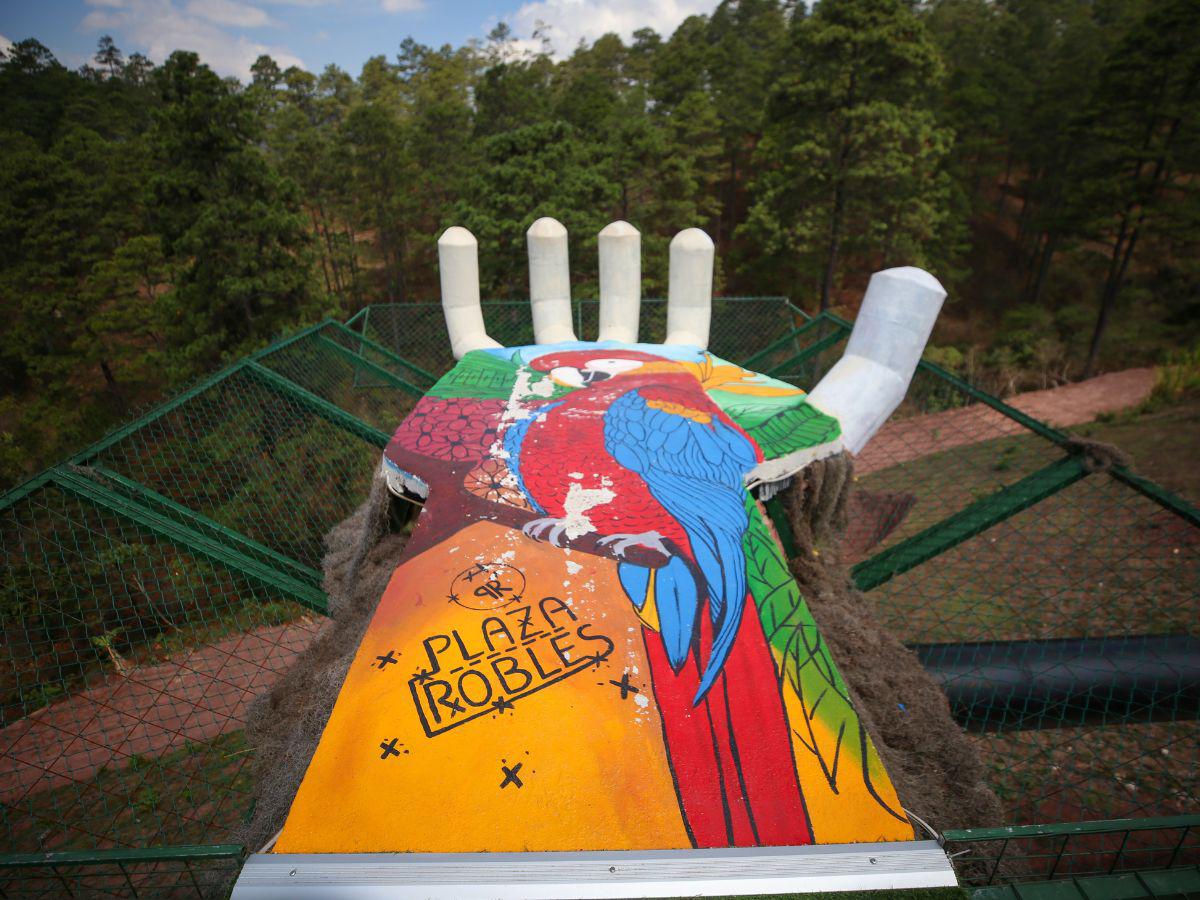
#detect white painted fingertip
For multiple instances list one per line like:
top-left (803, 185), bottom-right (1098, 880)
top-left (527, 217), bottom-right (577, 344)
top-left (598, 221), bottom-right (641, 344)
top-left (665, 228), bottom-right (714, 348)
top-left (438, 226), bottom-right (501, 359)
top-left (807, 266), bottom-right (947, 454)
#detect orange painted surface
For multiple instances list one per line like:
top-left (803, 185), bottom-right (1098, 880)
top-left (779, 679), bottom-right (912, 844)
top-left (274, 521), bottom-right (691, 853)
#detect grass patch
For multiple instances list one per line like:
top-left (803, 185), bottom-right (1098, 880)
top-left (1082, 395), bottom-right (1200, 505)
top-left (5, 729), bottom-right (255, 853)
top-left (856, 430), bottom-right (1059, 557)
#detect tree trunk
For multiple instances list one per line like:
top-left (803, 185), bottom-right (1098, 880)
top-left (347, 221), bottom-right (363, 307)
top-left (995, 150), bottom-right (1013, 215)
top-left (100, 360), bottom-right (125, 406)
top-left (1083, 118), bottom-right (1182, 378)
top-left (397, 232), bottom-right (409, 304)
top-left (380, 226), bottom-right (396, 303)
top-left (317, 202), bottom-right (344, 299)
top-left (1027, 232), bottom-right (1058, 307)
top-left (820, 181), bottom-right (845, 312)
top-left (1083, 213), bottom-right (1132, 379)
top-left (1015, 165), bottom-right (1041, 249)
top-left (310, 209), bottom-right (334, 296)
top-left (726, 146), bottom-right (738, 249)
top-left (1021, 231), bottom-right (1044, 301)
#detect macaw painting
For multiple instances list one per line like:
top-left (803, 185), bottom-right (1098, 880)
top-left (273, 342), bottom-right (914, 854)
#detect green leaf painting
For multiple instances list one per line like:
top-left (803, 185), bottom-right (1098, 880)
top-left (424, 351), bottom-right (520, 400)
top-left (742, 493), bottom-right (901, 820)
top-left (728, 401), bottom-right (841, 459)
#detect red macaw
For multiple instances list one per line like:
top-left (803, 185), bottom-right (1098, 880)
top-left (502, 349), bottom-right (813, 847)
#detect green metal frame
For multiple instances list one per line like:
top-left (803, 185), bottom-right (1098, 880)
top-left (50, 466), bottom-right (328, 613)
top-left (0, 844), bottom-right (247, 899)
top-left (945, 815), bottom-right (1200, 889)
top-left (0, 319), bottom-right (418, 517)
top-left (946, 814), bottom-right (1200, 844)
top-left (243, 361), bottom-right (391, 448)
top-left (68, 359), bottom-right (253, 468)
top-left (969, 868), bottom-right (1200, 899)
top-left (0, 844), bottom-right (245, 869)
top-left (314, 333), bottom-right (427, 396)
top-left (741, 315), bottom-right (831, 371)
top-left (83, 464), bottom-right (324, 586)
top-left (794, 310), bottom-right (1200, 544)
top-left (325, 319), bottom-right (439, 388)
top-left (851, 456), bottom-right (1090, 592)
top-left (765, 327), bottom-right (848, 377)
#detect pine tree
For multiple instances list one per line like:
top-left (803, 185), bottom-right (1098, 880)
top-left (1077, 0), bottom-right (1200, 375)
top-left (95, 35), bottom-right (124, 79)
top-left (148, 52), bottom-right (328, 377)
top-left (745, 0), bottom-right (955, 308)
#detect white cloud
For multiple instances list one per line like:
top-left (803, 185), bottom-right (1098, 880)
top-left (0, 33), bottom-right (13, 57)
top-left (185, 0), bottom-right (273, 28)
top-left (508, 0), bottom-right (716, 56)
top-left (381, 0), bottom-right (425, 11)
top-left (80, 0), bottom-right (303, 79)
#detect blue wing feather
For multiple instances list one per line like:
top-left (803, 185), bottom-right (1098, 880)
top-left (604, 389), bottom-right (758, 702)
top-left (617, 561), bottom-right (651, 611)
top-left (502, 401), bottom-right (563, 515)
top-left (654, 556), bottom-right (700, 668)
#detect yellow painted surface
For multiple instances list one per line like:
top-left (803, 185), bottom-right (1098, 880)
top-left (274, 521), bottom-right (691, 853)
top-left (780, 679), bottom-right (915, 844)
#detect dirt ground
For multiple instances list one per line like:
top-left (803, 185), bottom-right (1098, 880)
top-left (0, 618), bottom-right (325, 805)
top-left (857, 367), bottom-right (1155, 475)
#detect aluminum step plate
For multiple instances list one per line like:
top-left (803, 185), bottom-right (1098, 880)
top-left (232, 841), bottom-right (958, 898)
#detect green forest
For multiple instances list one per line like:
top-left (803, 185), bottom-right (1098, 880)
top-left (1, 0), bottom-right (1197, 488)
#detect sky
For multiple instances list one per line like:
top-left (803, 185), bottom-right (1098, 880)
top-left (0, 0), bottom-right (719, 81)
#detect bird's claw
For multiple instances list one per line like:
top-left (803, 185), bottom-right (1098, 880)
top-left (522, 516), bottom-right (569, 547)
top-left (596, 531), bottom-right (670, 559)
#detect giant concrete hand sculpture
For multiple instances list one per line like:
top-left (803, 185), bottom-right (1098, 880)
top-left (271, 218), bottom-right (945, 857)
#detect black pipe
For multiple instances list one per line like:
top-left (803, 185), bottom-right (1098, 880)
top-left (911, 634), bottom-right (1200, 732)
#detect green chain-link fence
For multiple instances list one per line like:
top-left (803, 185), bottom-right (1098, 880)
top-left (2, 300), bottom-right (1196, 897)
top-left (0, 318), bottom-right (431, 896)
top-left (345, 297), bottom-right (807, 378)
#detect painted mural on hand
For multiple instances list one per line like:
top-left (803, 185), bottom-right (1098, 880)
top-left (273, 342), bottom-right (913, 854)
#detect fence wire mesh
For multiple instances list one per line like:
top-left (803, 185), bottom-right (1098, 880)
top-left (1, 302), bottom-right (1196, 896)
top-left (0, 847), bottom-right (245, 898)
top-left (348, 297), bottom-right (805, 377)
top-left (0, 480), bottom-right (325, 853)
top-left (944, 816), bottom-right (1200, 891)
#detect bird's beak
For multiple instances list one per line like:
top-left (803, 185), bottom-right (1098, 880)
top-left (549, 366), bottom-right (585, 388)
